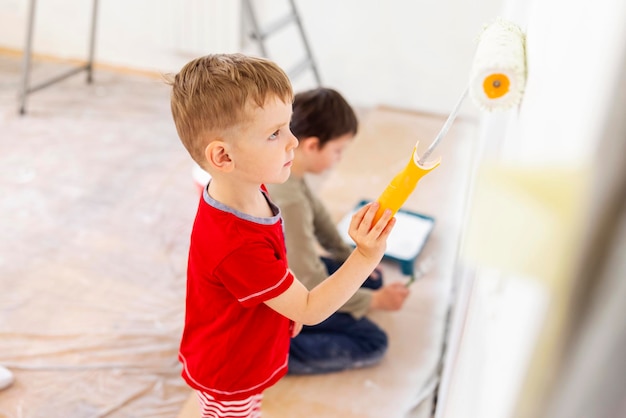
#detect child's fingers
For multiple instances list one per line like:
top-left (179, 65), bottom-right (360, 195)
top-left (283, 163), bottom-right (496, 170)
top-left (379, 215), bottom-right (396, 238)
top-left (359, 202), bottom-right (380, 232)
top-left (349, 202), bottom-right (378, 232)
top-left (369, 207), bottom-right (393, 236)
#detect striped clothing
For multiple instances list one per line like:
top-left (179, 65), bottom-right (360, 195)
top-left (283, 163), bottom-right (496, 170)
top-left (196, 391), bottom-right (262, 418)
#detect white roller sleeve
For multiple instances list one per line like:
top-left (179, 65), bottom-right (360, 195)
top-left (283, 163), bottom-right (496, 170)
top-left (469, 18), bottom-right (527, 111)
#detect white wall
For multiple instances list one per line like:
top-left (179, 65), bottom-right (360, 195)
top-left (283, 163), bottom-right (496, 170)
top-left (437, 0), bottom-right (626, 416)
top-left (294, 0), bottom-right (504, 115)
top-left (0, 0), bottom-right (502, 115)
top-left (495, 0), bottom-right (626, 165)
top-left (0, 0), bottom-right (241, 72)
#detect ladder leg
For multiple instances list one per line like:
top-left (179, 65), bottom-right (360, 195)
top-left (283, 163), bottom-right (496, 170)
top-left (86, 0), bottom-right (99, 84)
top-left (289, 0), bottom-right (321, 86)
top-left (242, 0), bottom-right (268, 57)
top-left (243, 0), bottom-right (321, 86)
top-left (19, 0), bottom-right (37, 115)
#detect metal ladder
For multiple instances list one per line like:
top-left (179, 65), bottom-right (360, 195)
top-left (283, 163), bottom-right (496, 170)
top-left (18, 0), bottom-right (99, 115)
top-left (242, 0), bottom-right (321, 86)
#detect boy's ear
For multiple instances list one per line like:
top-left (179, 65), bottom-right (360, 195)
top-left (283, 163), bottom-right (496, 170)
top-left (204, 140), bottom-right (234, 172)
top-left (300, 136), bottom-right (321, 152)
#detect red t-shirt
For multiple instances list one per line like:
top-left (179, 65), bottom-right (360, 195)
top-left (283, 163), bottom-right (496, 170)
top-left (179, 186), bottom-right (295, 400)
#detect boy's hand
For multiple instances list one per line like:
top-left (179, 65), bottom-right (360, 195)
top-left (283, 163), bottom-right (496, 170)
top-left (290, 321), bottom-right (303, 337)
top-left (348, 202), bottom-right (395, 261)
top-left (370, 282), bottom-right (410, 311)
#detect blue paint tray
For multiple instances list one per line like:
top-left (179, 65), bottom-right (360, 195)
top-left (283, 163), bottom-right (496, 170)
top-left (337, 199), bottom-right (435, 276)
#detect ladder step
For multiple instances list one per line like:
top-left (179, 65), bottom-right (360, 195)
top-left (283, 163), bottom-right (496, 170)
top-left (244, 0), bottom-right (321, 86)
top-left (251, 12), bottom-right (297, 40)
top-left (287, 58), bottom-right (313, 79)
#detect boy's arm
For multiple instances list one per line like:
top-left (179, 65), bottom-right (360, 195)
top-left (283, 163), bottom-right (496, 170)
top-left (280, 197), bottom-right (376, 319)
top-left (265, 202), bottom-right (395, 325)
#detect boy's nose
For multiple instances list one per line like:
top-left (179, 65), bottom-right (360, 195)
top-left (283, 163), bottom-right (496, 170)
top-left (288, 131), bottom-right (299, 149)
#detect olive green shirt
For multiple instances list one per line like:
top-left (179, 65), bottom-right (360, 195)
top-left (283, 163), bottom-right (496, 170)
top-left (267, 176), bottom-right (372, 318)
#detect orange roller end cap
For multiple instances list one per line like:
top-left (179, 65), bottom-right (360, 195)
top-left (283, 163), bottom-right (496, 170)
top-left (483, 73), bottom-right (510, 99)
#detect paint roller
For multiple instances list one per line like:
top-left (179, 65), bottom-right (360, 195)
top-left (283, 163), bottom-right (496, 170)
top-left (373, 18), bottom-right (527, 224)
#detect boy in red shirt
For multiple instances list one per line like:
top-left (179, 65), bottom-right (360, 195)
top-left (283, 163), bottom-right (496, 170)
top-left (168, 53), bottom-right (395, 417)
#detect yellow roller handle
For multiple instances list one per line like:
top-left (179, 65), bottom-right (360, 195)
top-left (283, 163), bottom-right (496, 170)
top-left (373, 144), bottom-right (440, 224)
top-left (371, 87), bottom-right (466, 224)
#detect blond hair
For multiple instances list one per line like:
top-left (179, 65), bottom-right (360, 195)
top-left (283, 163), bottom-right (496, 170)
top-left (168, 54), bottom-right (293, 166)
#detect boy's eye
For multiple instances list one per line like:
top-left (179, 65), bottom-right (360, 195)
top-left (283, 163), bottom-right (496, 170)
top-left (269, 130), bottom-right (280, 140)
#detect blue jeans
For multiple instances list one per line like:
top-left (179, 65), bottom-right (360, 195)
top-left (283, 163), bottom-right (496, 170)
top-left (287, 257), bottom-right (388, 375)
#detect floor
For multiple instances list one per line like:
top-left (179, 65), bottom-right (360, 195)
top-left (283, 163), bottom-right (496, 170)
top-left (0, 55), bottom-right (477, 418)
